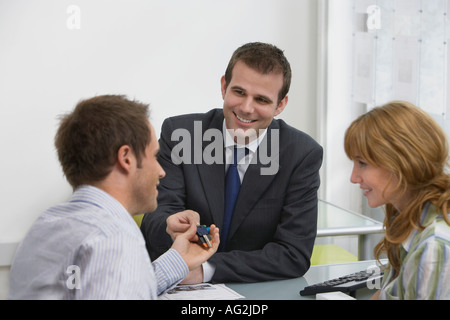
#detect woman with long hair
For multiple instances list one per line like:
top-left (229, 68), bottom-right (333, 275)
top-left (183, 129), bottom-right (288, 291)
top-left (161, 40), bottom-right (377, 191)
top-left (344, 101), bottom-right (450, 300)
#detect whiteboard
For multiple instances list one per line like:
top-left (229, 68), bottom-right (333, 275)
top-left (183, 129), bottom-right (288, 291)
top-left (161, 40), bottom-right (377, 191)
top-left (352, 0), bottom-right (450, 137)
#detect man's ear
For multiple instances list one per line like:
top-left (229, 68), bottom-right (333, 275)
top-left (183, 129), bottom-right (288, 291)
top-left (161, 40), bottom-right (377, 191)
top-left (274, 95), bottom-right (288, 117)
top-left (116, 145), bottom-right (134, 173)
top-left (220, 75), bottom-right (227, 99)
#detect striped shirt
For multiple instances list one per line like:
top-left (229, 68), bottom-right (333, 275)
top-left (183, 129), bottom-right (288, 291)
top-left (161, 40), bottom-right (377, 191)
top-left (8, 185), bottom-right (188, 299)
top-left (380, 203), bottom-right (450, 300)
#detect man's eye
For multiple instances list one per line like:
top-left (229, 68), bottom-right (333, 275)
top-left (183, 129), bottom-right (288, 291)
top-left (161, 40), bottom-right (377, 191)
top-left (256, 97), bottom-right (269, 104)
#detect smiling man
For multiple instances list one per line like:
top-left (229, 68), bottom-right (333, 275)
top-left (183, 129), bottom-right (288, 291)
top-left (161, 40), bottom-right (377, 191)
top-left (141, 42), bottom-right (323, 283)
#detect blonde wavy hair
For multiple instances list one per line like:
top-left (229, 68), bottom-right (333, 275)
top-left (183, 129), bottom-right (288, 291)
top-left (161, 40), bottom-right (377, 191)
top-left (344, 101), bottom-right (450, 276)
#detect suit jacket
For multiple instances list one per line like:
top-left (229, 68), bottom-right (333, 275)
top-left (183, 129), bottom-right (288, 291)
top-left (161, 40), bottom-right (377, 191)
top-left (141, 108), bottom-right (323, 283)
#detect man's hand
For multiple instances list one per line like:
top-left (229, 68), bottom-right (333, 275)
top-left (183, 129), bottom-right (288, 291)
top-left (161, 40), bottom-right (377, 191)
top-left (166, 210), bottom-right (200, 241)
top-left (171, 223), bottom-right (220, 271)
top-left (180, 267), bottom-right (204, 285)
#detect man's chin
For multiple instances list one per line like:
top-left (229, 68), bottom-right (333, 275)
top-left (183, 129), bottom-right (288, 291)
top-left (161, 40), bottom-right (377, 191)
top-left (139, 202), bottom-right (158, 216)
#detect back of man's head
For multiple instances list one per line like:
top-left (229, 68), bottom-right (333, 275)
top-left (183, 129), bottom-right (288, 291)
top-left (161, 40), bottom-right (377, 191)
top-left (55, 95), bottom-right (151, 189)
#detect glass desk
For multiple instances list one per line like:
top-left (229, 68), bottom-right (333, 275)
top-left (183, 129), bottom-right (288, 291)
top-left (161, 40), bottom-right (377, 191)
top-left (226, 259), bottom-right (387, 300)
top-left (317, 200), bottom-right (384, 260)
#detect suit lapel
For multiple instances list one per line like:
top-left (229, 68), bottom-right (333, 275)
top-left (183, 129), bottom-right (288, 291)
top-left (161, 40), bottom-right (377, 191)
top-left (228, 163), bottom-right (276, 236)
top-left (198, 162), bottom-right (224, 224)
top-left (228, 121), bottom-right (281, 238)
top-left (196, 110), bottom-right (225, 225)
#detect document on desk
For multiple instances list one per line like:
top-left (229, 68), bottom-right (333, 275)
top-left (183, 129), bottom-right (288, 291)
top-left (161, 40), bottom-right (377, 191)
top-left (159, 283), bottom-right (244, 300)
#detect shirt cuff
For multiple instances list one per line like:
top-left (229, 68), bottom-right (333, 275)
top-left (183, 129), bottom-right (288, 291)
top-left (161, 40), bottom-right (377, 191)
top-left (153, 248), bottom-right (189, 295)
top-left (202, 261), bottom-right (216, 282)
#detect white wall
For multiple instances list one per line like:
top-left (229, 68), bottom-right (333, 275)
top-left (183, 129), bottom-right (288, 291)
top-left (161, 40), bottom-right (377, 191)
top-left (0, 0), bottom-right (318, 297)
top-left (322, 0), bottom-right (363, 214)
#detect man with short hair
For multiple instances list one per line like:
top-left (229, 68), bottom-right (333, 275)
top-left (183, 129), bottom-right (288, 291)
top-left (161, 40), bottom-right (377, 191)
top-left (8, 95), bottom-right (219, 299)
top-left (142, 42), bottom-right (323, 283)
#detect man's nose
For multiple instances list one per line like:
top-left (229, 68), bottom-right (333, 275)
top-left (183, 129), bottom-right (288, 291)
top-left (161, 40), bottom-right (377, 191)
top-left (239, 97), bottom-right (254, 114)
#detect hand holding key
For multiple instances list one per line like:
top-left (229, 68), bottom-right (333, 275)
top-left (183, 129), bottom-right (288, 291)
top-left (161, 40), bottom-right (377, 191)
top-left (171, 222), bottom-right (219, 272)
top-left (196, 224), bottom-right (213, 248)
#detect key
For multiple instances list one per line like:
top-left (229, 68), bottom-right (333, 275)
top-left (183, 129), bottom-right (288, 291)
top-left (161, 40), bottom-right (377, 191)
top-left (196, 224), bottom-right (213, 248)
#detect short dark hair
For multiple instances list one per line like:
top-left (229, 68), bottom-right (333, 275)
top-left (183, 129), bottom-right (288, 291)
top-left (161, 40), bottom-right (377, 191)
top-left (224, 42), bottom-right (292, 104)
top-left (55, 95), bottom-right (151, 189)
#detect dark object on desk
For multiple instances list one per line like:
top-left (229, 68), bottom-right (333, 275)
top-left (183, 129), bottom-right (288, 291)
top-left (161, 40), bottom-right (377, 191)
top-left (300, 269), bottom-right (384, 297)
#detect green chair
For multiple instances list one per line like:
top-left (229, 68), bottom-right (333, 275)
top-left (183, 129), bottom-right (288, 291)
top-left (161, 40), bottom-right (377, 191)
top-left (311, 244), bottom-right (358, 265)
top-left (133, 214), bottom-right (144, 228)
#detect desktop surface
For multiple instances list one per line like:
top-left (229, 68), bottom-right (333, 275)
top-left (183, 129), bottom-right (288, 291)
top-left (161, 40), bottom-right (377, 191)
top-left (226, 260), bottom-right (386, 300)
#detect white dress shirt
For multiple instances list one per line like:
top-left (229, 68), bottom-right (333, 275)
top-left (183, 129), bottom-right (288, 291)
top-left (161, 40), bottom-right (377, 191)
top-left (223, 120), bottom-right (267, 182)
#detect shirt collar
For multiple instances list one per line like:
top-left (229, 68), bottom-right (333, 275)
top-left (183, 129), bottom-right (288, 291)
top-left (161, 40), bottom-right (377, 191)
top-left (401, 202), bottom-right (432, 252)
top-left (401, 229), bottom-right (416, 252)
top-left (70, 185), bottom-right (138, 230)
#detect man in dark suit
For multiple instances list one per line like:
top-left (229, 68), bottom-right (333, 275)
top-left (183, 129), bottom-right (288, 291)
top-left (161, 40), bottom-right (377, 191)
top-left (141, 42), bottom-right (323, 283)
